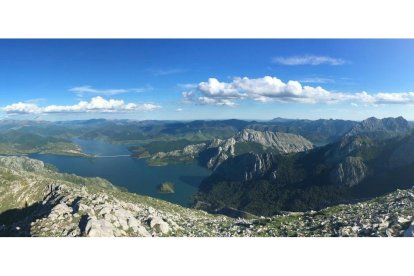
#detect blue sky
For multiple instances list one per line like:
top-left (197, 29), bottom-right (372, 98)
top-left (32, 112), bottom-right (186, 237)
top-left (1, 39), bottom-right (414, 121)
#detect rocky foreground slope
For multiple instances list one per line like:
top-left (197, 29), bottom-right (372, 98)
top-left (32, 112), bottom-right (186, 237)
top-left (0, 156), bottom-right (413, 237)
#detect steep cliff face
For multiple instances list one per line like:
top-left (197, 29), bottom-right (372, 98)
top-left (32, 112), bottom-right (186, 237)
top-left (211, 153), bottom-right (278, 182)
top-left (330, 157), bottom-right (368, 187)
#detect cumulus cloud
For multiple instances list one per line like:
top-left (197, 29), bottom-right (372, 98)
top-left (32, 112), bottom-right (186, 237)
top-left (69, 85), bottom-right (149, 96)
top-left (3, 102), bottom-right (43, 114)
top-left (193, 76), bottom-right (339, 104)
top-left (181, 76), bottom-right (414, 107)
top-left (2, 96), bottom-right (161, 114)
top-left (272, 55), bottom-right (346, 66)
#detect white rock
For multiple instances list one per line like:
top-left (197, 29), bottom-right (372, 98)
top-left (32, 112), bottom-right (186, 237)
top-left (85, 217), bottom-right (115, 237)
top-left (113, 208), bottom-right (134, 230)
top-left (49, 203), bottom-right (73, 219)
top-left (99, 206), bottom-right (112, 217)
top-left (149, 216), bottom-right (170, 234)
top-left (398, 216), bottom-right (410, 224)
top-left (51, 203), bottom-right (73, 215)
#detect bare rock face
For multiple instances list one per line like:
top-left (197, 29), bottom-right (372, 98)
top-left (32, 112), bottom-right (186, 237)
top-left (204, 129), bottom-right (313, 170)
top-left (85, 217), bottom-right (115, 237)
top-left (212, 153), bottom-right (277, 182)
top-left (235, 129), bottom-right (313, 153)
top-left (206, 150), bottom-right (231, 170)
top-left (330, 156), bottom-right (368, 187)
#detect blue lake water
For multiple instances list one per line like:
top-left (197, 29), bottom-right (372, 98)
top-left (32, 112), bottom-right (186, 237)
top-left (30, 138), bottom-right (211, 207)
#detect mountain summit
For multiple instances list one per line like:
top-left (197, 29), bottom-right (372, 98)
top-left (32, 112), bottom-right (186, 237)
top-left (346, 116), bottom-right (409, 139)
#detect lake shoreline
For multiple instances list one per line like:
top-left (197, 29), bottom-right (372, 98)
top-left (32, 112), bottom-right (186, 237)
top-left (29, 138), bottom-right (211, 207)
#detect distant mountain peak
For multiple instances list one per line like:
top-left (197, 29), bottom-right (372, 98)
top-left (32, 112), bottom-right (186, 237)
top-left (346, 116), bottom-right (410, 139)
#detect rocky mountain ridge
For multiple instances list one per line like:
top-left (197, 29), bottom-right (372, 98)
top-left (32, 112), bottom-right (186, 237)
top-left (196, 121), bottom-right (414, 215)
top-left (148, 129), bottom-right (313, 169)
top-left (346, 116), bottom-right (410, 139)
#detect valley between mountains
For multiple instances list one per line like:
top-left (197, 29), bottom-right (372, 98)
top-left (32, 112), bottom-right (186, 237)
top-left (1, 116), bottom-right (414, 237)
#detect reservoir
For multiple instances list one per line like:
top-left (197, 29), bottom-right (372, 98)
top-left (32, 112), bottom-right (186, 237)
top-left (30, 138), bottom-right (211, 207)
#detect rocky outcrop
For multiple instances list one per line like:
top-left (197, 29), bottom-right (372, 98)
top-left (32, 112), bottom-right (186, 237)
top-left (330, 157), bottom-right (368, 187)
top-left (84, 217), bottom-right (115, 237)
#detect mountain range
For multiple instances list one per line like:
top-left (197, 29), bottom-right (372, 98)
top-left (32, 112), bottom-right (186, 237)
top-left (196, 117), bottom-right (414, 216)
top-left (1, 116), bottom-right (414, 236)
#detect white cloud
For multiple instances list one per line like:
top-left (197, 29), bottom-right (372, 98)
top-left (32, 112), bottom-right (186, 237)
top-left (181, 91), bottom-right (195, 104)
top-left (176, 108), bottom-right (183, 112)
top-left (2, 96), bottom-right (161, 114)
top-left (69, 85), bottom-right (149, 96)
top-left (194, 76), bottom-right (337, 104)
top-left (3, 102), bottom-right (43, 114)
top-left (177, 83), bottom-right (198, 89)
top-left (181, 76), bottom-right (414, 107)
top-left (272, 55), bottom-right (346, 66)
top-left (198, 97), bottom-right (237, 107)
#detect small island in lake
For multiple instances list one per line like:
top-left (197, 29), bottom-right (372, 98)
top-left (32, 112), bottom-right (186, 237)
top-left (157, 181), bottom-right (175, 194)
